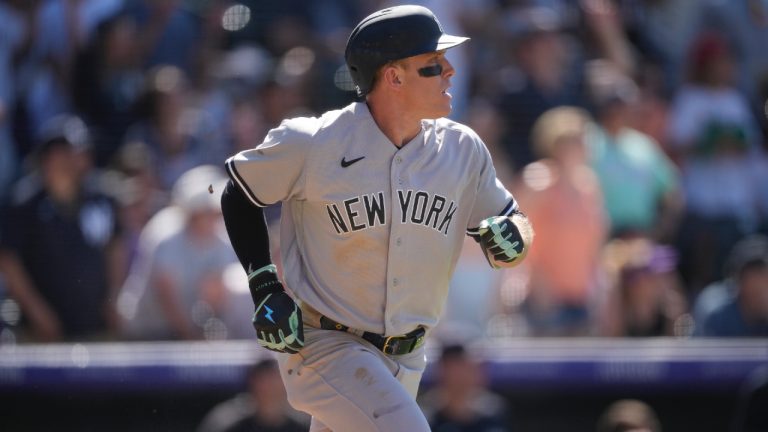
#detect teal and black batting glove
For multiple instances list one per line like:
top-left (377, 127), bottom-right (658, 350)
top-left (478, 215), bottom-right (525, 268)
top-left (248, 264), bottom-right (304, 354)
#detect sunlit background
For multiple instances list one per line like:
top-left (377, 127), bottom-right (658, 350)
top-left (0, 0), bottom-right (767, 431)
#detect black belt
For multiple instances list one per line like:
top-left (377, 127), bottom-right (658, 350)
top-left (319, 316), bottom-right (426, 356)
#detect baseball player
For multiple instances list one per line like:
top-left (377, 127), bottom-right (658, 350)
top-left (220, 5), bottom-right (534, 432)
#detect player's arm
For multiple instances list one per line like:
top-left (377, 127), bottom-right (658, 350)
top-left (463, 126), bottom-right (534, 269)
top-left (220, 180), bottom-right (304, 353)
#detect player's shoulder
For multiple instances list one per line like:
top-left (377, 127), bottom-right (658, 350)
top-left (276, 103), bottom-right (358, 142)
top-left (281, 103), bottom-right (358, 133)
top-left (425, 117), bottom-right (487, 154)
top-left (429, 117), bottom-right (483, 141)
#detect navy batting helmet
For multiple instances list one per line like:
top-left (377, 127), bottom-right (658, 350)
top-left (345, 5), bottom-right (469, 97)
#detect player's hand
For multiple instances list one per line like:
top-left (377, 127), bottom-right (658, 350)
top-left (478, 214), bottom-right (527, 269)
top-left (249, 265), bottom-right (304, 354)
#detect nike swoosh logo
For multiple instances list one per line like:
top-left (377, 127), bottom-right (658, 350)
top-left (341, 156), bottom-right (365, 167)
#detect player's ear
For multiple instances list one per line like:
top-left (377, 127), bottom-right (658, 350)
top-left (382, 65), bottom-right (404, 90)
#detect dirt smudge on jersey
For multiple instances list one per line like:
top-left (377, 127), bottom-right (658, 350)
top-left (354, 367), bottom-right (376, 386)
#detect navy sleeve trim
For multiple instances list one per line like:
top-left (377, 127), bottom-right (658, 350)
top-left (225, 157), bottom-right (269, 208)
top-left (466, 199), bottom-right (518, 237)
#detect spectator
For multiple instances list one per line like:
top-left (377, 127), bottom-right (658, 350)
top-left (19, 0), bottom-right (126, 143)
top-left (71, 10), bottom-right (145, 167)
top-left (5, 0), bottom-right (64, 158)
top-left (494, 5), bottom-right (588, 171)
top-left (0, 1), bottom-right (31, 201)
top-left (124, 65), bottom-right (208, 190)
top-left (125, 0), bottom-right (212, 76)
top-left (197, 358), bottom-right (309, 432)
top-left (514, 106), bottom-right (607, 336)
top-left (694, 0), bottom-right (768, 107)
top-left (106, 139), bottom-right (167, 270)
top-left (120, 165), bottom-right (238, 340)
top-left (224, 0), bottom-right (314, 57)
top-left (666, 31), bottom-right (766, 292)
top-left (693, 234), bottom-right (768, 337)
top-left (419, 344), bottom-right (511, 432)
top-left (585, 60), bottom-right (683, 242)
top-left (579, 0), bottom-right (637, 76)
top-left (227, 95), bottom-right (269, 155)
top-left (0, 114), bottom-right (124, 341)
top-left (599, 237), bottom-right (688, 337)
top-left (116, 203), bottom-right (184, 338)
top-left (0, 98), bottom-right (17, 204)
top-left (612, 0), bottom-right (703, 97)
top-left (732, 365), bottom-right (768, 432)
top-left (596, 399), bottom-right (662, 432)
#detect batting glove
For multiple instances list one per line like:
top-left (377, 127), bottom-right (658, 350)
top-left (248, 264), bottom-right (304, 354)
top-left (478, 215), bottom-right (525, 268)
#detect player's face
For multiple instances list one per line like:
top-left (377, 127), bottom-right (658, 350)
top-left (401, 51), bottom-right (455, 119)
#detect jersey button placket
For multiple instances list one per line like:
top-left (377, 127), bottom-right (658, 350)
top-left (385, 151), bottom-right (407, 334)
top-left (396, 156), bottom-right (404, 185)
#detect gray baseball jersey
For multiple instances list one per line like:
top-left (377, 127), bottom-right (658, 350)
top-left (226, 101), bottom-right (516, 337)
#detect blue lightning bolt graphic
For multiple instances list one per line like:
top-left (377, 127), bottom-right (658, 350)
top-left (264, 305), bottom-right (276, 323)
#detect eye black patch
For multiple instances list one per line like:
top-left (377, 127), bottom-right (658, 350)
top-left (417, 64), bottom-right (443, 77)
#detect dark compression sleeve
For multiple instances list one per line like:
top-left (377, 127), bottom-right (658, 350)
top-left (221, 179), bottom-right (273, 274)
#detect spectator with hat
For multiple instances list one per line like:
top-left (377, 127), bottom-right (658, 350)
top-left (0, 114), bottom-right (124, 341)
top-left (119, 164), bottom-right (240, 340)
top-left (596, 399), bottom-right (662, 432)
top-left (693, 234), bottom-right (768, 337)
top-left (666, 31), bottom-right (766, 293)
top-left (599, 237), bottom-right (688, 337)
top-left (418, 343), bottom-right (512, 431)
top-left (197, 358), bottom-right (309, 432)
top-left (494, 4), bottom-right (589, 172)
top-left (585, 60), bottom-right (683, 243)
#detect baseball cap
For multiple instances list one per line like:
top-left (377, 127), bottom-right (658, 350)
top-left (502, 6), bottom-right (565, 38)
top-left (620, 243), bottom-right (678, 284)
top-left (725, 235), bottom-right (768, 279)
top-left (172, 165), bottom-right (228, 214)
top-left (35, 114), bottom-right (91, 155)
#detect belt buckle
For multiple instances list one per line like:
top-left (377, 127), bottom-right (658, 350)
top-left (382, 335), bottom-right (398, 355)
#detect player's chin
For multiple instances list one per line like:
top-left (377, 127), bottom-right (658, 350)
top-left (421, 95), bottom-right (452, 119)
top-left (435, 95), bottom-right (453, 117)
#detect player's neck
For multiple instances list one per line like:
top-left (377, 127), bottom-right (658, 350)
top-left (366, 98), bottom-right (422, 148)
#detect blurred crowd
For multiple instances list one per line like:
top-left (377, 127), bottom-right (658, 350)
top-left (0, 0), bottom-right (767, 346)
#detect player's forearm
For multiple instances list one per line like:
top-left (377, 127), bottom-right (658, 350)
top-left (220, 180), bottom-right (274, 279)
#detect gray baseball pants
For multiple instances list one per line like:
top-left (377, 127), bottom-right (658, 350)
top-left (276, 323), bottom-right (429, 431)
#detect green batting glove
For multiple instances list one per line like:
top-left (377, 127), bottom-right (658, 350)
top-left (248, 265), bottom-right (304, 354)
top-left (478, 215), bottom-right (525, 268)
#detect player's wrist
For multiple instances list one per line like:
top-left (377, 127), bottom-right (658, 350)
top-left (248, 264), bottom-right (284, 304)
top-left (478, 212), bottom-right (534, 269)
